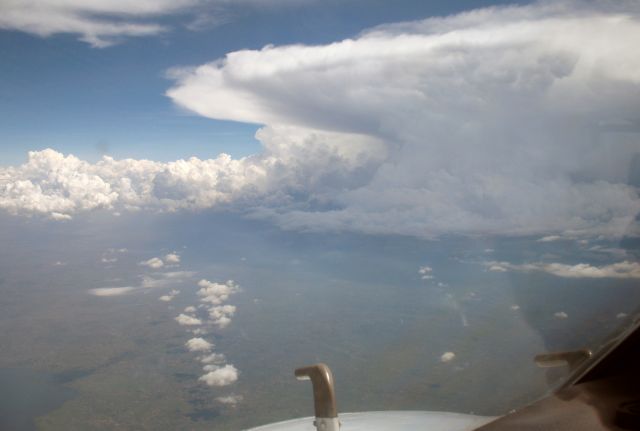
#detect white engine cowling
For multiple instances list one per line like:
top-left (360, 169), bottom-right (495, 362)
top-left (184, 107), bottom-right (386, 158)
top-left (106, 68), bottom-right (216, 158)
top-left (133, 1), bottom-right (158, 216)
top-left (248, 411), bottom-right (496, 431)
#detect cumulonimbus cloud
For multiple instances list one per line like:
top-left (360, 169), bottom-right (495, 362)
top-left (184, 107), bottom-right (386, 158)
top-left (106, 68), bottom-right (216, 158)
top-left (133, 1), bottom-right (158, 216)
top-left (1, 2), bottom-right (640, 239)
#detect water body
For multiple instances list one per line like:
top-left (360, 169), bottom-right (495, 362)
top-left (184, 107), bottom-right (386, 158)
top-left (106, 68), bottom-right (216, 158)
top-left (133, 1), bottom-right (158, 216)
top-left (0, 368), bottom-right (76, 431)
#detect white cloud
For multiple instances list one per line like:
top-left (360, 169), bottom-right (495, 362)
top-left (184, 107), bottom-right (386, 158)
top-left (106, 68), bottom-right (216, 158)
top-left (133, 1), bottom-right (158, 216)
top-left (184, 306), bottom-right (197, 313)
top-left (617, 312), bottom-right (628, 319)
top-left (165, 2), bottom-right (640, 239)
top-left (89, 287), bottom-right (135, 297)
top-left (418, 265), bottom-right (434, 280)
top-left (175, 313), bottom-right (202, 326)
top-left (554, 311), bottom-right (569, 319)
top-left (101, 247), bottom-right (127, 263)
top-left (197, 279), bottom-right (239, 305)
top-left (537, 235), bottom-right (563, 242)
top-left (164, 253), bottom-right (181, 264)
top-left (510, 304), bottom-right (520, 311)
top-left (140, 257), bottom-right (164, 269)
top-left (208, 304), bottom-right (236, 328)
top-left (487, 263), bottom-right (509, 273)
top-left (186, 337), bottom-right (213, 352)
top-left (487, 260), bottom-right (640, 279)
top-left (215, 394), bottom-right (243, 406)
top-left (440, 352), bottom-right (456, 363)
top-left (2, 3), bottom-right (640, 239)
top-left (199, 364), bottom-right (238, 386)
top-left (0, 0), bottom-right (308, 48)
top-left (162, 271), bottom-right (196, 279)
top-left (200, 353), bottom-right (226, 364)
top-left (50, 211), bottom-right (72, 221)
top-left (159, 289), bottom-right (180, 302)
top-left (141, 272), bottom-right (194, 289)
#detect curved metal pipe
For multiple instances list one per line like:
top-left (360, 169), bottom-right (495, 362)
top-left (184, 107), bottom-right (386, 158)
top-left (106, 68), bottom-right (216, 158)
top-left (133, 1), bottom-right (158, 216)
top-left (295, 363), bottom-right (338, 419)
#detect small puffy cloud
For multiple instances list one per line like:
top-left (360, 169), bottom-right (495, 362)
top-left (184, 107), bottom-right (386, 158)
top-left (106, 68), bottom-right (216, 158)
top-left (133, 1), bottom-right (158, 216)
top-left (510, 304), bottom-right (520, 311)
top-left (186, 337), bottom-right (213, 352)
top-left (216, 394), bottom-right (243, 406)
top-left (537, 235), bottom-right (563, 242)
top-left (418, 265), bottom-right (434, 280)
top-left (554, 311), bottom-right (569, 319)
top-left (184, 306), bottom-right (197, 313)
top-left (486, 260), bottom-right (640, 279)
top-left (440, 352), bottom-right (456, 363)
top-left (140, 257), bottom-right (164, 269)
top-left (208, 305), bottom-right (236, 328)
top-left (101, 247), bottom-right (127, 263)
top-left (199, 364), bottom-right (239, 387)
top-left (617, 312), bottom-right (628, 319)
top-left (487, 263), bottom-right (509, 273)
top-left (197, 279), bottom-right (239, 305)
top-left (200, 353), bottom-right (226, 364)
top-left (164, 253), bottom-right (181, 264)
top-left (89, 287), bottom-right (135, 297)
top-left (159, 289), bottom-right (180, 302)
top-left (214, 316), bottom-right (231, 329)
top-left (175, 313), bottom-right (202, 326)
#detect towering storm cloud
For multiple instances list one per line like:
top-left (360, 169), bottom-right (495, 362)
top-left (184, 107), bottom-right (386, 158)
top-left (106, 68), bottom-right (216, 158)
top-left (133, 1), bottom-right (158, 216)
top-left (1, 1), bottom-right (639, 239)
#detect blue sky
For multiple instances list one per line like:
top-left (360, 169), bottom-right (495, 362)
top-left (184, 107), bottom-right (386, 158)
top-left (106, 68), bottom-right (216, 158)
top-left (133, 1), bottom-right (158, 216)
top-left (0, 0), bottom-right (527, 165)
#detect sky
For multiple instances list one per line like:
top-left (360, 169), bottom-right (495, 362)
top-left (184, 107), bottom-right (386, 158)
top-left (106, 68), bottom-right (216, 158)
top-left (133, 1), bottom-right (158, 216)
top-left (0, 0), bottom-right (527, 165)
top-left (1, 0), bottom-right (639, 241)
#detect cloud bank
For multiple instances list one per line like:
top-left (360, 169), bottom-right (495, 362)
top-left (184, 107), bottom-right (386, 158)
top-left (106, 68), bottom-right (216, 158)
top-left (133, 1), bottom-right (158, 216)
top-left (487, 260), bottom-right (640, 279)
top-left (2, 2), bottom-right (640, 239)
